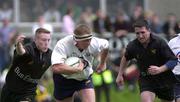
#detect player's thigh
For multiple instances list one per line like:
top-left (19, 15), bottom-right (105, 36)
top-left (18, 94), bottom-right (35, 102)
top-left (160, 99), bottom-right (174, 102)
top-left (175, 84), bottom-right (180, 102)
top-left (175, 76), bottom-right (180, 102)
top-left (0, 87), bottom-right (12, 102)
top-left (56, 97), bottom-right (73, 102)
top-left (140, 91), bottom-right (156, 102)
top-left (176, 98), bottom-right (180, 102)
top-left (156, 87), bottom-right (174, 102)
top-left (79, 88), bottom-right (95, 102)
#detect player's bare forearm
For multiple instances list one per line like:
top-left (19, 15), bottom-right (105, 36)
top-left (116, 55), bottom-right (128, 85)
top-left (118, 55), bottom-right (128, 75)
top-left (148, 65), bottom-right (168, 75)
top-left (96, 48), bottom-right (109, 73)
top-left (100, 48), bottom-right (109, 65)
top-left (51, 63), bottom-right (83, 75)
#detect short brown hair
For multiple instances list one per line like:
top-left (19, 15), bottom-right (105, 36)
top-left (35, 28), bottom-right (50, 36)
top-left (74, 24), bottom-right (91, 36)
top-left (133, 19), bottom-right (150, 29)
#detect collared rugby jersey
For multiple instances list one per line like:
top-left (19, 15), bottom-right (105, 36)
top-left (168, 34), bottom-right (180, 75)
top-left (51, 35), bottom-right (109, 80)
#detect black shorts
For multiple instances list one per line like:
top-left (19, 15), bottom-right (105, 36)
top-left (53, 74), bottom-right (94, 100)
top-left (174, 75), bottom-right (180, 99)
top-left (139, 76), bottom-right (175, 101)
top-left (0, 85), bottom-right (36, 102)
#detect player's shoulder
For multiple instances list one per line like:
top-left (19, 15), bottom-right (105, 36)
top-left (169, 34), bottom-right (180, 44)
top-left (24, 42), bottom-right (35, 50)
top-left (151, 34), bottom-right (165, 41)
top-left (127, 39), bottom-right (137, 47)
top-left (150, 34), bottom-right (168, 46)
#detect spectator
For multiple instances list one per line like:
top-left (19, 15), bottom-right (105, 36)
top-left (32, 16), bottom-right (53, 35)
top-left (113, 12), bottom-right (130, 37)
top-left (0, 3), bottom-right (13, 21)
top-left (129, 6), bottom-right (144, 32)
top-left (77, 8), bottom-right (95, 28)
top-left (83, 7), bottom-right (96, 28)
top-left (43, 5), bottom-right (61, 23)
top-left (61, 8), bottom-right (75, 34)
top-left (93, 9), bottom-right (112, 37)
top-left (163, 13), bottom-right (178, 40)
top-left (77, 12), bottom-right (90, 26)
top-left (0, 18), bottom-right (16, 72)
top-left (150, 14), bottom-right (163, 34)
top-left (143, 10), bottom-right (153, 24)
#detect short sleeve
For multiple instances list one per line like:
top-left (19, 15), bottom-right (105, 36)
top-left (168, 38), bottom-right (175, 49)
top-left (95, 38), bottom-right (109, 53)
top-left (160, 38), bottom-right (176, 60)
top-left (51, 41), bottom-right (67, 65)
top-left (124, 42), bottom-right (134, 61)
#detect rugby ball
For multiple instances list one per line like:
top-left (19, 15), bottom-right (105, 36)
top-left (62, 57), bottom-right (81, 79)
top-left (124, 64), bottom-right (139, 80)
top-left (65, 57), bottom-right (81, 67)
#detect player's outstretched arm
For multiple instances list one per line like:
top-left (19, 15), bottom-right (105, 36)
top-left (15, 35), bottom-right (26, 55)
top-left (116, 55), bottom-right (128, 86)
top-left (96, 48), bottom-right (109, 73)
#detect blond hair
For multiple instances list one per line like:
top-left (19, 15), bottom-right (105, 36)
top-left (35, 28), bottom-right (50, 37)
top-left (74, 24), bottom-right (91, 36)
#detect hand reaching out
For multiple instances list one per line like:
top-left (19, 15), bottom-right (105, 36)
top-left (16, 34), bottom-right (26, 45)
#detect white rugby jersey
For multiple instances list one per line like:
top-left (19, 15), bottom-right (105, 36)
top-left (51, 35), bottom-right (109, 80)
top-left (168, 34), bottom-right (180, 75)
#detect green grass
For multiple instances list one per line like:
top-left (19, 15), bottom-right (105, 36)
top-left (99, 84), bottom-right (160, 102)
top-left (98, 84), bottom-right (140, 102)
top-left (46, 80), bottom-right (161, 102)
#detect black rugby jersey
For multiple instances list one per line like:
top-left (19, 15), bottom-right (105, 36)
top-left (125, 34), bottom-right (176, 75)
top-left (125, 34), bottom-right (177, 88)
top-left (5, 42), bottom-right (52, 94)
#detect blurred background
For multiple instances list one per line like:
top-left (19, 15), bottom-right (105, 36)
top-left (0, 0), bottom-right (180, 102)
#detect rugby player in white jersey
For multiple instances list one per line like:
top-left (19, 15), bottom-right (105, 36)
top-left (51, 24), bottom-right (109, 102)
top-left (168, 34), bottom-right (180, 102)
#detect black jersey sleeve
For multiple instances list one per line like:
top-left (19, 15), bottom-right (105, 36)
top-left (13, 43), bottom-right (33, 65)
top-left (159, 38), bottom-right (177, 61)
top-left (124, 41), bottom-right (135, 61)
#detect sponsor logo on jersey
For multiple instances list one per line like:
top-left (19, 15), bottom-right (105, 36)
top-left (14, 67), bottom-right (39, 83)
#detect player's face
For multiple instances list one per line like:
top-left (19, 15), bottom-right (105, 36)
top-left (76, 39), bottom-right (91, 49)
top-left (35, 33), bottom-right (51, 52)
top-left (135, 27), bottom-right (150, 44)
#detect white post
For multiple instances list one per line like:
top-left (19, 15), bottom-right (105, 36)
top-left (13, 0), bottom-right (20, 24)
top-left (144, 0), bottom-right (149, 11)
top-left (100, 0), bottom-right (107, 15)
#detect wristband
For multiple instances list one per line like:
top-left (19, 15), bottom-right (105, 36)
top-left (165, 60), bottom-right (178, 69)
